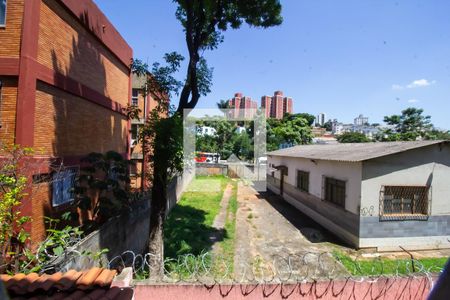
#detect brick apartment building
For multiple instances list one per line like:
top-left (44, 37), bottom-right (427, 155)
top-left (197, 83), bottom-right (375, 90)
top-left (129, 73), bottom-right (159, 190)
top-left (261, 91), bottom-right (293, 119)
top-left (0, 0), bottom-right (132, 242)
top-left (228, 92), bottom-right (258, 119)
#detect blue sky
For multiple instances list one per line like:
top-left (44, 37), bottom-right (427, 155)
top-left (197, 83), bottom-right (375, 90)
top-left (95, 0), bottom-right (450, 129)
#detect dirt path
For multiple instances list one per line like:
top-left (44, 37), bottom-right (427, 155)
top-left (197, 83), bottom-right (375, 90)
top-left (209, 183), bottom-right (233, 253)
top-left (234, 182), bottom-right (348, 280)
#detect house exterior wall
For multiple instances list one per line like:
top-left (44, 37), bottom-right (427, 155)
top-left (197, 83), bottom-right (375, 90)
top-left (360, 143), bottom-right (450, 250)
top-left (267, 155), bottom-right (362, 247)
top-left (0, 0), bottom-right (132, 243)
top-left (0, 77), bottom-right (18, 144)
top-left (0, 0), bottom-right (24, 58)
top-left (37, 0), bottom-right (129, 107)
top-left (34, 82), bottom-right (128, 157)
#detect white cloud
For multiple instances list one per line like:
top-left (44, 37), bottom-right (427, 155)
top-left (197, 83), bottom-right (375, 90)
top-left (391, 79), bottom-right (436, 90)
top-left (407, 99), bottom-right (419, 103)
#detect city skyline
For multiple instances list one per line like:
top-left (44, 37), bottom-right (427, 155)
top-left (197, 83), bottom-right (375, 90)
top-left (95, 0), bottom-right (450, 130)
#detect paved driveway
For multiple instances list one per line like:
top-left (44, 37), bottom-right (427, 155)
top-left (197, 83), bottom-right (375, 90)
top-left (234, 182), bottom-right (348, 280)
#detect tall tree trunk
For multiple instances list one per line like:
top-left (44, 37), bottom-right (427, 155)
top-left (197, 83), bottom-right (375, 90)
top-left (148, 154), bottom-right (168, 279)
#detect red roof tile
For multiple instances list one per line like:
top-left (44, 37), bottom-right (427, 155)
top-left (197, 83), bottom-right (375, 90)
top-left (0, 268), bottom-right (131, 300)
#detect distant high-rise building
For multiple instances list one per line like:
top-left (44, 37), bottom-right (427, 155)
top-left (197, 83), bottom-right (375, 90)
top-left (228, 93), bottom-right (257, 118)
top-left (260, 91), bottom-right (293, 119)
top-left (354, 114), bottom-right (369, 126)
top-left (316, 113), bottom-right (327, 126)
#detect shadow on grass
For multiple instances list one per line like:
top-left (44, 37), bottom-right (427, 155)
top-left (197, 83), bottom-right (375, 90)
top-left (164, 204), bottom-right (227, 259)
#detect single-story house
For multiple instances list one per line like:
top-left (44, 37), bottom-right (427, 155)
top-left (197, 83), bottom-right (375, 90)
top-left (267, 140), bottom-right (450, 251)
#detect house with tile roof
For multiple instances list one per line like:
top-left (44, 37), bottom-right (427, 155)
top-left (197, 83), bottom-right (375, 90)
top-left (267, 140), bottom-right (450, 251)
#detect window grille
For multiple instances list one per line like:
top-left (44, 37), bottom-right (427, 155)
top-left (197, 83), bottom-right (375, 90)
top-left (296, 170), bottom-right (309, 193)
top-left (324, 177), bottom-right (346, 208)
top-left (52, 167), bottom-right (78, 207)
top-left (380, 186), bottom-right (429, 221)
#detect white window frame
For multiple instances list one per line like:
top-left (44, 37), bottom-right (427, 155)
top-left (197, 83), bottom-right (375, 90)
top-left (132, 89), bottom-right (139, 106)
top-left (0, 0), bottom-right (6, 27)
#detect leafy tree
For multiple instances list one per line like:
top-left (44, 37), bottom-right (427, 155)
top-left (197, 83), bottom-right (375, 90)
top-left (267, 115), bottom-right (313, 151)
top-left (425, 129), bottom-right (450, 141)
top-left (337, 132), bottom-right (370, 143)
top-left (216, 99), bottom-right (230, 110)
top-left (0, 145), bottom-right (32, 272)
top-left (196, 134), bottom-right (218, 153)
top-left (286, 113), bottom-right (316, 126)
top-left (75, 151), bottom-right (133, 226)
top-left (383, 107), bottom-right (433, 141)
top-left (322, 120), bottom-right (333, 131)
top-left (129, 0), bottom-right (283, 274)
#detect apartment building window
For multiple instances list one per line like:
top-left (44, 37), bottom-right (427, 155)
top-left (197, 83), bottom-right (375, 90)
top-left (0, 0), bottom-right (6, 26)
top-left (380, 186), bottom-right (429, 221)
top-left (131, 89), bottom-right (139, 106)
top-left (52, 168), bottom-right (77, 207)
top-left (296, 170), bottom-right (309, 193)
top-left (324, 177), bottom-right (346, 208)
top-left (131, 124), bottom-right (138, 140)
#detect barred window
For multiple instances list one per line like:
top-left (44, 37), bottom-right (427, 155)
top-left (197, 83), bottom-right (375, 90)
top-left (296, 170), bottom-right (309, 193)
top-left (0, 0), bottom-right (6, 26)
top-left (324, 177), bottom-right (346, 208)
top-left (380, 186), bottom-right (429, 221)
top-left (52, 168), bottom-right (77, 207)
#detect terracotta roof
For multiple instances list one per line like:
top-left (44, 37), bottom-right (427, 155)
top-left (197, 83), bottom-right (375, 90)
top-left (267, 140), bottom-right (448, 162)
top-left (1, 268), bottom-right (133, 300)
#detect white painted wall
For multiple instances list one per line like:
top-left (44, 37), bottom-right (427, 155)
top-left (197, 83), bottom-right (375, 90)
top-left (268, 156), bottom-right (362, 214)
top-left (361, 144), bottom-right (450, 216)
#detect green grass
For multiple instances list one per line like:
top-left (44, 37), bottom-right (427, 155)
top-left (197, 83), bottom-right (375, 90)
top-left (164, 176), bottom-right (230, 259)
top-left (332, 250), bottom-right (448, 276)
top-left (214, 179), bottom-right (238, 275)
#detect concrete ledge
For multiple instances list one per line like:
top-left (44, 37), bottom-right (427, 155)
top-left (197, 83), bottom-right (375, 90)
top-left (360, 236), bottom-right (450, 251)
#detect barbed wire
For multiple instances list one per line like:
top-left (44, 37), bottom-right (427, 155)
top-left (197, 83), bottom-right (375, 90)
top-left (101, 250), bottom-right (445, 285)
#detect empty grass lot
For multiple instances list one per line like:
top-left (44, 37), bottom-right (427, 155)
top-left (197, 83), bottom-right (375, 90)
top-left (164, 176), bottom-right (237, 261)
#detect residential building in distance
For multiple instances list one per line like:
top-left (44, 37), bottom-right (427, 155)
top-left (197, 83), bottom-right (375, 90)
top-left (197, 126), bottom-right (217, 136)
top-left (316, 113), bottom-right (327, 126)
top-left (267, 141), bottom-right (450, 251)
top-left (0, 0), bottom-right (132, 243)
top-left (332, 118), bottom-right (380, 139)
top-left (354, 114), bottom-right (369, 126)
top-left (261, 91), bottom-right (293, 119)
top-left (228, 92), bottom-right (257, 118)
top-left (130, 73), bottom-right (160, 190)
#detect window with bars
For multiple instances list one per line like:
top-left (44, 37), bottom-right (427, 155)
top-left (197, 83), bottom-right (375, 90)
top-left (296, 170), bottom-right (309, 192)
top-left (0, 0), bottom-right (6, 27)
top-left (132, 89), bottom-right (139, 106)
top-left (52, 168), bottom-right (77, 207)
top-left (323, 177), bottom-right (346, 208)
top-left (380, 186), bottom-right (429, 221)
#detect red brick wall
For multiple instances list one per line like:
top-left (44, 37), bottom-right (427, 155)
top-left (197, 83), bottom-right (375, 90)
top-left (34, 81), bottom-right (128, 157)
top-left (0, 77), bottom-right (17, 144)
top-left (0, 0), bottom-right (24, 58)
top-left (37, 0), bottom-right (130, 106)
